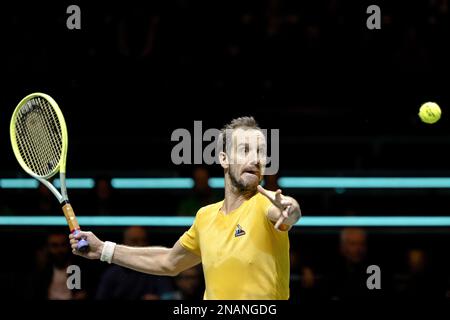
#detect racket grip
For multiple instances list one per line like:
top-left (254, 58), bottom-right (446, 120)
top-left (62, 202), bottom-right (89, 252)
top-left (72, 229), bottom-right (89, 252)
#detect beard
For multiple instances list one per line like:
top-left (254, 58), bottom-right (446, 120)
top-left (229, 168), bottom-right (259, 195)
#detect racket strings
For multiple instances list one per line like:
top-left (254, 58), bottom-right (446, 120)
top-left (19, 102), bottom-right (60, 176)
top-left (27, 107), bottom-right (57, 174)
top-left (14, 97), bottom-right (63, 177)
top-left (17, 101), bottom-right (44, 175)
top-left (31, 97), bottom-right (63, 174)
top-left (16, 103), bottom-right (50, 176)
top-left (34, 98), bottom-right (62, 167)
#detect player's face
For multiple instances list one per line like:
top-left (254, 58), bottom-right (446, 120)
top-left (228, 128), bottom-right (267, 192)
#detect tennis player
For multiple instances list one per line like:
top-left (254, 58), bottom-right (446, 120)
top-left (70, 116), bottom-right (301, 300)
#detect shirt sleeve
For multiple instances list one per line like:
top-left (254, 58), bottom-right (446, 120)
top-left (178, 208), bottom-right (202, 256)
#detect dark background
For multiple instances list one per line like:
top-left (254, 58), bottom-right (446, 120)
top-left (1, 0), bottom-right (449, 175)
top-left (0, 0), bottom-right (449, 301)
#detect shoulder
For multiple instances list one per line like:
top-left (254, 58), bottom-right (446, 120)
top-left (253, 192), bottom-right (272, 210)
top-left (196, 200), bottom-right (223, 218)
top-left (191, 199), bottom-right (223, 227)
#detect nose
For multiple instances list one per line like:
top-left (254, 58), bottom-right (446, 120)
top-left (248, 150), bottom-right (259, 166)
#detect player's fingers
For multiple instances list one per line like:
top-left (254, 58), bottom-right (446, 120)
top-left (70, 238), bottom-right (76, 245)
top-left (257, 185), bottom-right (284, 207)
top-left (274, 215), bottom-right (286, 230)
top-left (71, 243), bottom-right (78, 250)
top-left (282, 205), bottom-right (291, 219)
top-left (257, 185), bottom-right (273, 200)
top-left (74, 231), bottom-right (90, 240)
top-left (274, 189), bottom-right (283, 202)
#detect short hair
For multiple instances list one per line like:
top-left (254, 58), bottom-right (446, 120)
top-left (219, 116), bottom-right (261, 154)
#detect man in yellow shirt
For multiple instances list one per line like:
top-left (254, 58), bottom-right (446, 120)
top-left (70, 116), bottom-right (301, 300)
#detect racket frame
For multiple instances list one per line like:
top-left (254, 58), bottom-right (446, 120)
top-left (10, 93), bottom-right (88, 250)
top-left (10, 92), bottom-right (70, 203)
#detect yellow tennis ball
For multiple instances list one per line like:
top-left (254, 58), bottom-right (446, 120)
top-left (419, 102), bottom-right (441, 124)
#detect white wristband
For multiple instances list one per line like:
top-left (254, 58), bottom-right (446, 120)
top-left (100, 241), bottom-right (116, 264)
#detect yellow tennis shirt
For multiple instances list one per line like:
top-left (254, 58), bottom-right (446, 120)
top-left (179, 192), bottom-right (290, 300)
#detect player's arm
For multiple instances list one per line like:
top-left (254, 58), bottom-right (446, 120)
top-left (69, 232), bottom-right (201, 276)
top-left (257, 185), bottom-right (301, 231)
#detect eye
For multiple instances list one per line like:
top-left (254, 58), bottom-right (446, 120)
top-left (258, 146), bottom-right (266, 156)
top-left (238, 145), bottom-right (248, 154)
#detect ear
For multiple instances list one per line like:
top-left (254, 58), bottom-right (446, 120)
top-left (219, 151), bottom-right (229, 170)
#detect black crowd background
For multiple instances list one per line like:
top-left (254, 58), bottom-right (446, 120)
top-left (0, 0), bottom-right (449, 303)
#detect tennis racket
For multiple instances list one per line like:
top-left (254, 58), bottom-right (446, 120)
top-left (10, 92), bottom-right (89, 251)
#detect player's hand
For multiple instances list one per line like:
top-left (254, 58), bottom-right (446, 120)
top-left (257, 185), bottom-right (301, 230)
top-left (69, 231), bottom-right (104, 260)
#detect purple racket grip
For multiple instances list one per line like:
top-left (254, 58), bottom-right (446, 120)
top-left (73, 229), bottom-right (89, 252)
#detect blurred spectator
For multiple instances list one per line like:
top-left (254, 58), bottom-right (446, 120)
top-left (162, 265), bottom-right (204, 300)
top-left (37, 183), bottom-right (58, 215)
top-left (117, 8), bottom-right (160, 59)
top-left (93, 176), bottom-right (116, 215)
top-left (289, 247), bottom-right (323, 301)
top-left (96, 226), bottom-right (173, 300)
top-left (327, 227), bottom-right (376, 301)
top-left (340, 227), bottom-right (367, 263)
top-left (34, 233), bottom-right (87, 300)
top-left (177, 167), bottom-right (221, 216)
top-left (394, 249), bottom-right (446, 299)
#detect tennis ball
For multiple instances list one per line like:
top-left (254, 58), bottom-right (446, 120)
top-left (419, 102), bottom-right (441, 124)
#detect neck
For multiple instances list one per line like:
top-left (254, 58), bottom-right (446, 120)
top-left (221, 174), bottom-right (256, 214)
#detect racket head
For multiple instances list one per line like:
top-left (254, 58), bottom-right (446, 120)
top-left (10, 92), bottom-right (68, 179)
